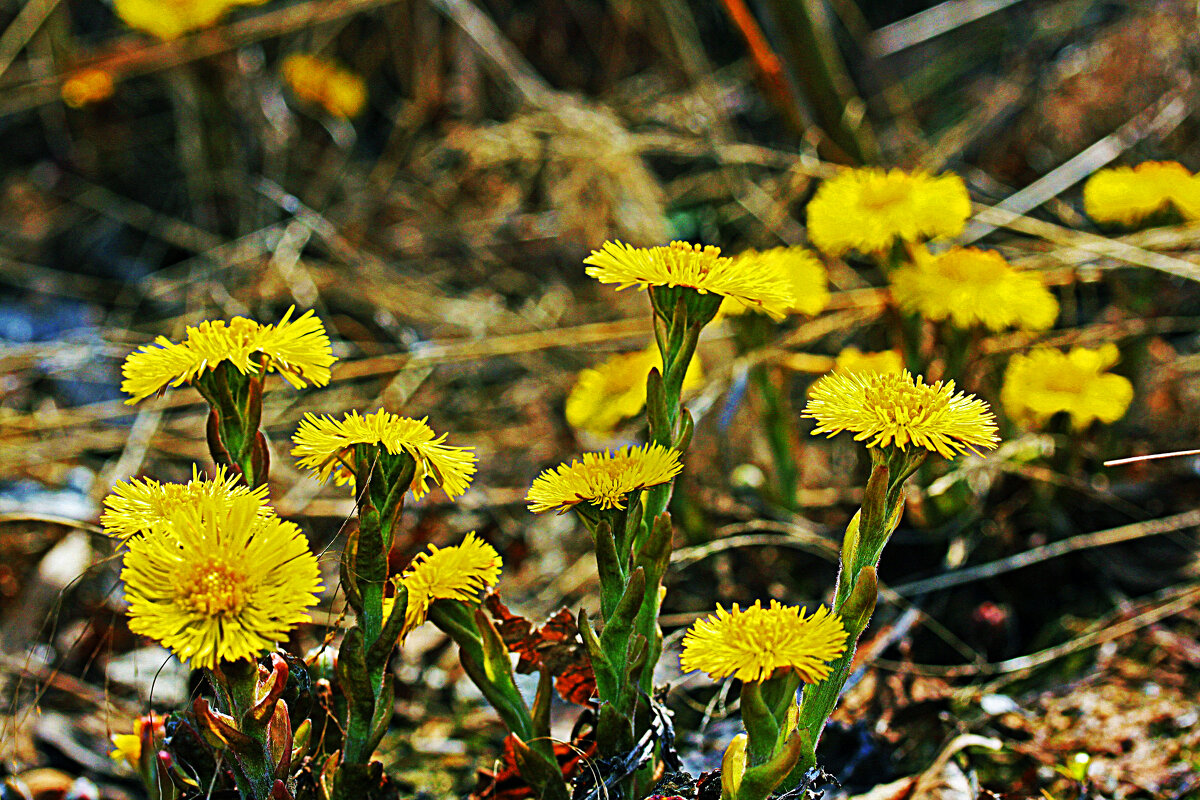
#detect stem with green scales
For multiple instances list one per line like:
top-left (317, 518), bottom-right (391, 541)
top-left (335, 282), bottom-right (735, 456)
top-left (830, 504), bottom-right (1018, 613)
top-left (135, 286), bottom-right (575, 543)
top-left (719, 671), bottom-right (810, 800)
top-left (790, 446), bottom-right (925, 781)
top-left (572, 285), bottom-right (722, 796)
top-left (195, 656), bottom-right (302, 800)
top-left (331, 446), bottom-right (418, 800)
top-left (196, 358), bottom-right (272, 490)
top-left (732, 311), bottom-right (801, 510)
top-left (429, 601), bottom-right (571, 800)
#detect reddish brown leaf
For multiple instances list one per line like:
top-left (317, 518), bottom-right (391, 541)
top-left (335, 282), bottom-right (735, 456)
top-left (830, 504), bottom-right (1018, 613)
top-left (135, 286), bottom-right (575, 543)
top-left (483, 593), bottom-right (596, 704)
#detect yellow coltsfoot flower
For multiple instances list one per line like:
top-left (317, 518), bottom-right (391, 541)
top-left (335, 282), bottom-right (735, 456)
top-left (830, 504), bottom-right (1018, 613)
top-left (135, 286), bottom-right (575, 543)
top-left (291, 410), bottom-right (477, 499)
top-left (584, 240), bottom-right (796, 320)
top-left (565, 342), bottom-right (703, 437)
top-left (680, 600), bottom-right (847, 683)
top-left (804, 370), bottom-right (999, 458)
top-left (120, 493), bottom-right (322, 670)
top-left (526, 443), bottom-right (683, 514)
top-left (121, 306), bottom-right (335, 404)
top-left (393, 532), bottom-right (502, 633)
top-left (890, 247), bottom-right (1058, 331)
top-left (807, 168), bottom-right (971, 256)
top-left (1001, 344), bottom-right (1134, 430)
top-left (282, 54), bottom-right (368, 119)
top-left (114, 0), bottom-right (268, 39)
top-left (1083, 161), bottom-right (1200, 226)
top-left (726, 247), bottom-right (830, 317)
top-left (102, 464), bottom-right (270, 541)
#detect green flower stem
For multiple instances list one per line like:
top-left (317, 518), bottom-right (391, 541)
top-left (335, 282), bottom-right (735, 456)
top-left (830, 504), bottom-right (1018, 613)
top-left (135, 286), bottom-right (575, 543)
top-left (335, 448), bottom-right (418, 790)
top-left (429, 603), bottom-right (570, 800)
top-left (197, 360), bottom-right (269, 489)
top-left (203, 659), bottom-right (290, 800)
top-left (793, 447), bottom-right (924, 778)
top-left (752, 364), bottom-right (800, 509)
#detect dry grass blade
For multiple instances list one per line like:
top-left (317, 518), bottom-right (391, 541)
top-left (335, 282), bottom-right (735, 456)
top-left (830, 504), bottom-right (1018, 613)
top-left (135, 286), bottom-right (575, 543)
top-left (890, 509), bottom-right (1200, 597)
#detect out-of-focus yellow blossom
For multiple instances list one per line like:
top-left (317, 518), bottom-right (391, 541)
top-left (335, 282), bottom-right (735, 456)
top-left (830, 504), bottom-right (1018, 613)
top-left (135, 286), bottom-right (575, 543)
top-left (804, 370), bottom-right (999, 458)
top-left (282, 54), bottom-right (368, 119)
top-left (832, 346), bottom-right (904, 377)
top-left (889, 247), bottom-right (1058, 331)
top-left (1083, 162), bottom-right (1200, 225)
top-left (114, 0), bottom-right (268, 40)
top-left (680, 601), bottom-right (846, 683)
top-left (807, 168), bottom-right (971, 256)
top-left (584, 241), bottom-right (796, 320)
top-left (61, 68), bottom-right (115, 108)
top-left (565, 343), bottom-right (703, 436)
top-left (392, 532), bottom-right (502, 634)
top-left (724, 247), bottom-right (830, 317)
top-left (526, 443), bottom-right (683, 514)
top-left (1001, 344), bottom-right (1134, 429)
top-left (121, 307), bottom-right (335, 403)
top-left (291, 410), bottom-right (477, 499)
top-left (120, 494), bottom-right (322, 670)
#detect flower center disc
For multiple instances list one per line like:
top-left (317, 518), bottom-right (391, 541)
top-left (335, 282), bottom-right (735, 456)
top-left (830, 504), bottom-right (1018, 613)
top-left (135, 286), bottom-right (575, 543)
top-left (179, 561), bottom-right (249, 617)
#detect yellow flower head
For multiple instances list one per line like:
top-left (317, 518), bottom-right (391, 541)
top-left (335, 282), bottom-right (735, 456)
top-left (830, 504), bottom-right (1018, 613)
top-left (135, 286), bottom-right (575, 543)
top-left (61, 68), bottom-right (115, 108)
top-left (807, 168), bottom-right (971, 256)
top-left (394, 532), bottom-right (502, 633)
top-left (1001, 345), bottom-right (1134, 430)
top-left (565, 342), bottom-right (703, 436)
top-left (724, 247), bottom-right (830, 317)
top-left (282, 54), bottom-right (368, 119)
top-left (102, 464), bottom-right (270, 541)
top-left (526, 443), bottom-right (683, 514)
top-left (583, 241), bottom-right (796, 320)
top-left (121, 307), bottom-right (336, 404)
top-left (889, 247), bottom-right (1058, 331)
top-left (804, 370), bottom-right (999, 458)
top-left (109, 713), bottom-right (164, 772)
top-left (1083, 162), bottom-right (1200, 225)
top-left (680, 601), bottom-right (847, 683)
top-left (291, 410), bottom-right (476, 499)
top-left (120, 493), bottom-right (322, 670)
top-left (114, 0), bottom-right (268, 39)
top-left (833, 346), bottom-right (904, 377)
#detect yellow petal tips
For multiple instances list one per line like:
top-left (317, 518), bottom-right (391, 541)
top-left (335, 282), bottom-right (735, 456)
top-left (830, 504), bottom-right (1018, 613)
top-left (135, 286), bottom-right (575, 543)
top-left (121, 307), bottom-right (335, 403)
top-left (291, 410), bottom-right (477, 499)
top-left (803, 370), bottom-right (999, 458)
top-left (526, 443), bottom-right (683, 514)
top-left (680, 601), bottom-right (847, 683)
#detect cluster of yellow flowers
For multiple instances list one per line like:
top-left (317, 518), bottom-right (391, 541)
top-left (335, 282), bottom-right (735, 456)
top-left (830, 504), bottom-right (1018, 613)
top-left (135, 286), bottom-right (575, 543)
top-left (113, 309), bottom-right (496, 672)
top-left (106, 170), bottom-right (1148, 783)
